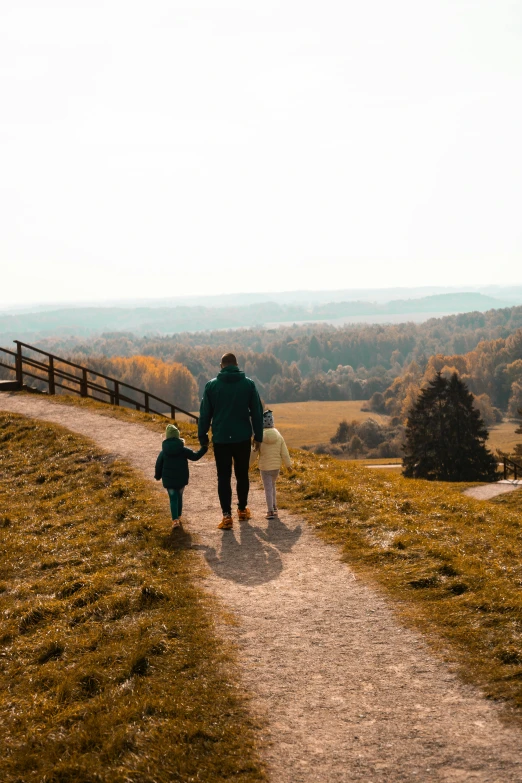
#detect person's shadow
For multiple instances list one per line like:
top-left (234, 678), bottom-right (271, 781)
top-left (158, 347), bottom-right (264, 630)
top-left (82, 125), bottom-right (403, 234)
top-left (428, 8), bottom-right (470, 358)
top-left (251, 514), bottom-right (302, 554)
top-left (160, 525), bottom-right (193, 551)
top-left (194, 515), bottom-right (302, 586)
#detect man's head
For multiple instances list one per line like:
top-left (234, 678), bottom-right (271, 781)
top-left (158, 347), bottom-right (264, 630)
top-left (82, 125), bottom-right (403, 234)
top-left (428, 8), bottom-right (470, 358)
top-left (220, 353), bottom-right (238, 368)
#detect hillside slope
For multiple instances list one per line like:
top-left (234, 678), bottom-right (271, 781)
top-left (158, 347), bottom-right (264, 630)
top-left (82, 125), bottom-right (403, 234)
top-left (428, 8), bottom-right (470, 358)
top-left (1, 394), bottom-right (522, 782)
top-left (0, 411), bottom-right (264, 783)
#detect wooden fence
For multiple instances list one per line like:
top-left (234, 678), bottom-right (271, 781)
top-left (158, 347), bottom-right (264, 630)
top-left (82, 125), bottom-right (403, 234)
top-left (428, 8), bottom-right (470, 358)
top-left (503, 455), bottom-right (522, 481)
top-left (0, 340), bottom-right (198, 423)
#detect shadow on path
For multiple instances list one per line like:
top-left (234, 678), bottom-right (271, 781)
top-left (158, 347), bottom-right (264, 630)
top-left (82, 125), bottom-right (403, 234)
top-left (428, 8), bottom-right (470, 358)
top-left (251, 514), bottom-right (302, 554)
top-left (160, 525), bottom-right (194, 551)
top-left (194, 516), bottom-right (302, 585)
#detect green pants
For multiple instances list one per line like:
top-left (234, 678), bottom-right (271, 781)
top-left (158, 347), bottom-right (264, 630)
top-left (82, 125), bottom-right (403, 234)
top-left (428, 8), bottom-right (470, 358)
top-left (167, 487), bottom-right (184, 520)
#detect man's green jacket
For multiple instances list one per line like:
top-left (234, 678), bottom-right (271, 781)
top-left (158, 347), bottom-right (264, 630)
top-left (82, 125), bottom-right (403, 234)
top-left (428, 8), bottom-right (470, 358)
top-left (198, 365), bottom-right (264, 445)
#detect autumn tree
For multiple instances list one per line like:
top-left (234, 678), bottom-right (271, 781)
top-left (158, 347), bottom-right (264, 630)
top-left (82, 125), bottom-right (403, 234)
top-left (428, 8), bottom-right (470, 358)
top-left (76, 355), bottom-right (199, 411)
top-left (331, 420), bottom-right (350, 444)
top-left (403, 372), bottom-right (497, 482)
top-left (348, 434), bottom-right (363, 457)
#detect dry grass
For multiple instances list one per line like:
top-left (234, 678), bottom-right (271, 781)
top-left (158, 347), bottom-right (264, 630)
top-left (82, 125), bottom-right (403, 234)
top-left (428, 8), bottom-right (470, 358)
top-left (269, 400), bottom-right (389, 448)
top-left (0, 412), bottom-right (264, 783)
top-left (487, 419), bottom-right (522, 455)
top-left (360, 457), bottom-right (402, 465)
top-left (274, 449), bottom-right (522, 718)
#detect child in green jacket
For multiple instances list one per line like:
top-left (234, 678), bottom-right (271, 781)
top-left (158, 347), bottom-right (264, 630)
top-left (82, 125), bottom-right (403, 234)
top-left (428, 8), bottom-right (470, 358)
top-left (155, 424), bottom-right (207, 529)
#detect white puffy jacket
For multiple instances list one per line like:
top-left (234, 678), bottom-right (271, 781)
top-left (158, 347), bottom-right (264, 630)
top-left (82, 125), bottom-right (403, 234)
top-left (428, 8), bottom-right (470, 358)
top-left (252, 427), bottom-right (292, 471)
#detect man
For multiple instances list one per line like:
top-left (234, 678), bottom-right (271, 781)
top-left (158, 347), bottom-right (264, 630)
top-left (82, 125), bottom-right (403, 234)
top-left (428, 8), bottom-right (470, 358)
top-left (199, 353), bottom-right (264, 529)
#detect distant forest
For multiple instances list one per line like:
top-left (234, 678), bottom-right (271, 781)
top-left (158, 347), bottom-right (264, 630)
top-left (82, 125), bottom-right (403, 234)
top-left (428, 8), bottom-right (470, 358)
top-left (4, 305), bottom-right (522, 417)
top-left (0, 292), bottom-right (512, 337)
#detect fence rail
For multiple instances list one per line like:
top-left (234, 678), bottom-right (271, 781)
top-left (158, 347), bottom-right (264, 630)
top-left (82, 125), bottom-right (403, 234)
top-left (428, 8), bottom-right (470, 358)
top-left (503, 456), bottom-right (522, 481)
top-left (0, 340), bottom-right (198, 423)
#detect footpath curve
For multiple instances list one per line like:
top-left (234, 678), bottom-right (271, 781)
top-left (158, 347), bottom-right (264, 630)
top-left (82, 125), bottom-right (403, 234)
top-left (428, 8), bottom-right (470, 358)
top-left (1, 394), bottom-right (521, 783)
top-left (463, 483), bottom-right (522, 501)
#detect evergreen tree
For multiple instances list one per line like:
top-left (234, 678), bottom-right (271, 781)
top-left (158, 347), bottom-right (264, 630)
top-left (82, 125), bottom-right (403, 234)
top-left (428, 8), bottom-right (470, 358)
top-left (403, 372), bottom-right (497, 481)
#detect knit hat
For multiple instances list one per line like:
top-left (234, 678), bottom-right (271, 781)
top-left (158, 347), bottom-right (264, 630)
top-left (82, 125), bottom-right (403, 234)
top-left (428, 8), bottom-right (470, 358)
top-left (166, 424), bottom-right (180, 439)
top-left (263, 409), bottom-right (274, 428)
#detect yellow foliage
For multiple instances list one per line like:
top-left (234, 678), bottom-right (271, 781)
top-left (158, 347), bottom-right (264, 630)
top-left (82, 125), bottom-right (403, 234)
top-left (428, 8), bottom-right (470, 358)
top-left (400, 383), bottom-right (420, 422)
top-left (106, 356), bottom-right (198, 410)
top-left (64, 355), bottom-right (199, 412)
top-left (506, 360), bottom-right (522, 382)
top-left (473, 393), bottom-right (497, 427)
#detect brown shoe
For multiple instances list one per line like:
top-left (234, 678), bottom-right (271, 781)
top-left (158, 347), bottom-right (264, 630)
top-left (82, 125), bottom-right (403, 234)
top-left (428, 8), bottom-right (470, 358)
top-left (237, 507), bottom-right (251, 521)
top-left (218, 514), bottom-right (233, 530)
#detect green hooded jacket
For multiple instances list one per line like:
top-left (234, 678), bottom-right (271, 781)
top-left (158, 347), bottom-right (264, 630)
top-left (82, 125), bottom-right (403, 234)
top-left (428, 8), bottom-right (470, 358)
top-left (154, 438), bottom-right (207, 489)
top-left (198, 365), bottom-right (264, 445)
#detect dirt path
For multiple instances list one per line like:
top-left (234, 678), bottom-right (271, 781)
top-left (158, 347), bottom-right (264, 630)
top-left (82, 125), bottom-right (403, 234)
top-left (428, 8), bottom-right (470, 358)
top-left (463, 482), bottom-right (522, 500)
top-left (2, 393), bottom-right (522, 783)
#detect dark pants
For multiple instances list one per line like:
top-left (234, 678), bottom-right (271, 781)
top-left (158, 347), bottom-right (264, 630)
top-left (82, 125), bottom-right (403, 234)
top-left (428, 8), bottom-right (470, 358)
top-left (167, 487), bottom-right (184, 519)
top-left (213, 440), bottom-right (251, 514)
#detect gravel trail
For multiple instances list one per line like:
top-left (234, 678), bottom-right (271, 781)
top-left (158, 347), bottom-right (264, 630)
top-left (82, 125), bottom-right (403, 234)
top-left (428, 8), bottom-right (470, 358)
top-left (2, 393), bottom-right (522, 783)
top-left (463, 483), bottom-right (522, 500)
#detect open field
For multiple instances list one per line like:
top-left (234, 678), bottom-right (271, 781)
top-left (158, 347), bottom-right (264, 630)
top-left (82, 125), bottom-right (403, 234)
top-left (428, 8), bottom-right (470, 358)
top-left (0, 411), bottom-right (264, 783)
top-left (273, 449), bottom-right (522, 717)
top-left (269, 401), bottom-right (521, 462)
top-left (487, 419), bottom-right (522, 455)
top-left (269, 400), bottom-right (389, 448)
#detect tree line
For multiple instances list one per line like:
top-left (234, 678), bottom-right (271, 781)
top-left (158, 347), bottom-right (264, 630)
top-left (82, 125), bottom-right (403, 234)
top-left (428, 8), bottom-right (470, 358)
top-left (371, 327), bottom-right (522, 426)
top-left (3, 305), bottom-right (522, 411)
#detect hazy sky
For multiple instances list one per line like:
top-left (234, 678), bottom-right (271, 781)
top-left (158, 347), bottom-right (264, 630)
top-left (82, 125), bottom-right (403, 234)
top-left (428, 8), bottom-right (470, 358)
top-left (1, 0), bottom-right (521, 306)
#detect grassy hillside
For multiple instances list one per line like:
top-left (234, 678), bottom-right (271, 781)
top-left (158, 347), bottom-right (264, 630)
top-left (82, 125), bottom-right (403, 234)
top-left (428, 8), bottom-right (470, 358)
top-left (0, 412), bottom-right (264, 783)
top-left (274, 450), bottom-right (522, 719)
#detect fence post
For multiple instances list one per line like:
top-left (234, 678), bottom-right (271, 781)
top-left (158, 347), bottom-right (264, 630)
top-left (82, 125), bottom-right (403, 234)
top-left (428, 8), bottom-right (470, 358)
top-left (15, 342), bottom-right (23, 387)
top-left (144, 392), bottom-right (150, 413)
top-left (114, 381), bottom-right (120, 407)
top-left (48, 356), bottom-right (55, 395)
top-left (171, 404), bottom-right (176, 420)
top-left (81, 369), bottom-right (88, 397)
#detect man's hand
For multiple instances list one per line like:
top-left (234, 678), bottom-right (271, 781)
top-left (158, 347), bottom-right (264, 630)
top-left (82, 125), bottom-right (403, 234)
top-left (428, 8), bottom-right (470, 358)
top-left (253, 440), bottom-right (262, 452)
top-left (200, 434), bottom-right (209, 447)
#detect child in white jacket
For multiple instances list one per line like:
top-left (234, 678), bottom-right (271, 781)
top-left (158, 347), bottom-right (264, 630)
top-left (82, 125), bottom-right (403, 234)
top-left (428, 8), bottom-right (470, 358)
top-left (251, 409), bottom-right (292, 518)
